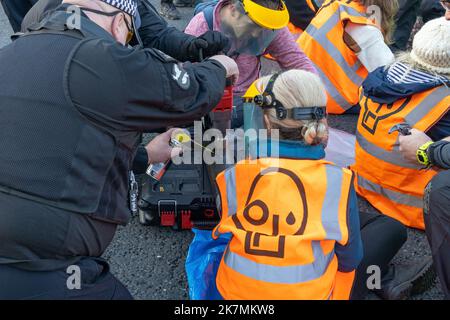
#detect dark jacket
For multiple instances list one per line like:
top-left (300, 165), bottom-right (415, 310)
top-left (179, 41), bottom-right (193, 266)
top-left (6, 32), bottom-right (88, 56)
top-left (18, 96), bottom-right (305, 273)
top-left (430, 141), bottom-right (450, 169)
top-left (0, 7), bottom-right (226, 269)
top-left (21, 0), bottom-right (198, 62)
top-left (283, 0), bottom-right (316, 30)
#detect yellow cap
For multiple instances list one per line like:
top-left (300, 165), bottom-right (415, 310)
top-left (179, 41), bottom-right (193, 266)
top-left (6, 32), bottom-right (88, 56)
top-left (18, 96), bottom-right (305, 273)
top-left (242, 0), bottom-right (289, 30)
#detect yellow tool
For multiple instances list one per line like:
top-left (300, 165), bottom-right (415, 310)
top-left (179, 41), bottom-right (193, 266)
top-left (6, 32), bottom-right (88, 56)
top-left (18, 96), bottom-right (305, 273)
top-left (172, 130), bottom-right (215, 154)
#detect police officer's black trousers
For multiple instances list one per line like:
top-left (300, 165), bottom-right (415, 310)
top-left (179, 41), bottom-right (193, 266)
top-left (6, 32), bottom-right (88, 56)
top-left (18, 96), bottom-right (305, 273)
top-left (0, 258), bottom-right (133, 300)
top-left (391, 0), bottom-right (422, 52)
top-left (351, 211), bottom-right (408, 300)
top-left (1, 0), bottom-right (38, 32)
top-left (391, 0), bottom-right (445, 52)
top-left (424, 170), bottom-right (450, 300)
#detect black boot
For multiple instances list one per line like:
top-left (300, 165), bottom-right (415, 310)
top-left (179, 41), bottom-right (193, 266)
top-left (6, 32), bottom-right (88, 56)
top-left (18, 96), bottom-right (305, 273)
top-left (375, 258), bottom-right (436, 300)
top-left (159, 2), bottom-right (181, 20)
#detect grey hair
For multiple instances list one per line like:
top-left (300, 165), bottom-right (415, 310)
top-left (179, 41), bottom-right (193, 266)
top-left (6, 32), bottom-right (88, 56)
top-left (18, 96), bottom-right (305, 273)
top-left (256, 70), bottom-right (329, 145)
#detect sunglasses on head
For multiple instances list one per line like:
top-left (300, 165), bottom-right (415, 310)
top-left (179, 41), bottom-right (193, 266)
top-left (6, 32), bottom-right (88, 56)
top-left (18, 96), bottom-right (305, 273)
top-left (80, 7), bottom-right (134, 44)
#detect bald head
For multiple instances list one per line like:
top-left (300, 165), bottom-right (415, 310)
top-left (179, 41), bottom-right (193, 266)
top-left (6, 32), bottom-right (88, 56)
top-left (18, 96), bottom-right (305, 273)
top-left (63, 0), bottom-right (133, 45)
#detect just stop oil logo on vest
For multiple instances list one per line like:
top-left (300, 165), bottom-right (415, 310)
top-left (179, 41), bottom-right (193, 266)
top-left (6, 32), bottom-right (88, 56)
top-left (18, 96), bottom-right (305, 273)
top-left (360, 95), bottom-right (412, 136)
top-left (233, 167), bottom-right (308, 259)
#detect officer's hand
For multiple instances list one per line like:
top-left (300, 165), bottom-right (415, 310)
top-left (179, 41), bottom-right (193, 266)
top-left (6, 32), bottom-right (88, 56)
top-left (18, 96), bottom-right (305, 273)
top-left (209, 55), bottom-right (239, 84)
top-left (188, 31), bottom-right (230, 62)
top-left (145, 128), bottom-right (183, 164)
top-left (399, 129), bottom-right (432, 164)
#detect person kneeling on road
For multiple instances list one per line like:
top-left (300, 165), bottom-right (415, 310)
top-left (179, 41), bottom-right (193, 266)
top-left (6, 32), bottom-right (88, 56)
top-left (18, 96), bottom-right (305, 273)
top-left (185, 0), bottom-right (318, 128)
top-left (297, 0), bottom-right (397, 114)
top-left (351, 17), bottom-right (450, 230)
top-left (0, 0), bottom-right (238, 299)
top-left (186, 70), bottom-right (409, 300)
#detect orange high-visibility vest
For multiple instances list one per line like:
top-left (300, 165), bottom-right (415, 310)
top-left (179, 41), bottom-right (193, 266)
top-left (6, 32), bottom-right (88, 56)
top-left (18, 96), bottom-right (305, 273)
top-left (212, 157), bottom-right (355, 300)
top-left (351, 86), bottom-right (450, 229)
top-left (298, 0), bottom-right (377, 114)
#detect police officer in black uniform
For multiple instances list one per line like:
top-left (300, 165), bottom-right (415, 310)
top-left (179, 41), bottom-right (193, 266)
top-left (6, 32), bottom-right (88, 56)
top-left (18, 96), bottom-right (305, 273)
top-left (0, 0), bottom-right (238, 299)
top-left (21, 0), bottom-right (230, 63)
top-left (20, 0), bottom-right (231, 214)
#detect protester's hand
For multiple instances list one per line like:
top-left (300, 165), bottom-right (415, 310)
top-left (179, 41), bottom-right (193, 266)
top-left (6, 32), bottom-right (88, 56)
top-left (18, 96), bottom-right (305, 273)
top-left (187, 31), bottom-right (230, 62)
top-left (145, 128), bottom-right (183, 164)
top-left (209, 55), bottom-right (239, 84)
top-left (399, 129), bottom-right (432, 164)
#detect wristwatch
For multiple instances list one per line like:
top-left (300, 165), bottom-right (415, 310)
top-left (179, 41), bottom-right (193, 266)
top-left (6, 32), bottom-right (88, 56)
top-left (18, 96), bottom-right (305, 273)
top-left (427, 140), bottom-right (450, 168)
top-left (416, 141), bottom-right (434, 167)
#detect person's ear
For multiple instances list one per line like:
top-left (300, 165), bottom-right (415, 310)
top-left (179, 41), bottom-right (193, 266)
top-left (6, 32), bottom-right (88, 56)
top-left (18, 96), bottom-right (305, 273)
top-left (111, 14), bottom-right (126, 45)
top-left (229, 3), bottom-right (239, 19)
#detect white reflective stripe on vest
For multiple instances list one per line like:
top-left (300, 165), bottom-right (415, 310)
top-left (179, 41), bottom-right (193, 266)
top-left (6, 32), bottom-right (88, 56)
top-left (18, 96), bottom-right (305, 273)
top-left (225, 166), bottom-right (237, 216)
top-left (358, 86), bottom-right (450, 168)
top-left (305, 5), bottom-right (366, 85)
top-left (404, 86), bottom-right (449, 125)
top-left (213, 166), bottom-right (238, 239)
top-left (223, 241), bottom-right (335, 284)
top-left (357, 175), bottom-right (423, 208)
top-left (356, 132), bottom-right (421, 169)
top-left (314, 63), bottom-right (353, 110)
top-left (322, 165), bottom-right (344, 241)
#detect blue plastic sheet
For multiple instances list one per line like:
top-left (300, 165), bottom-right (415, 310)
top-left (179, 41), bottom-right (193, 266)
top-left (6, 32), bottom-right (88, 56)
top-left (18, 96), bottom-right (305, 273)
top-left (185, 228), bottom-right (231, 300)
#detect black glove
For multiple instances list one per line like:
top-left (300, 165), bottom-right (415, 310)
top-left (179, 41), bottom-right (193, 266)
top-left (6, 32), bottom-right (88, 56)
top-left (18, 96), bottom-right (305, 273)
top-left (187, 31), bottom-right (231, 62)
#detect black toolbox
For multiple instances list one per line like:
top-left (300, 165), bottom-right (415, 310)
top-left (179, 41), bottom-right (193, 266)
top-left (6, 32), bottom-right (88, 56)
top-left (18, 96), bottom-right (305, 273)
top-left (137, 159), bottom-right (221, 231)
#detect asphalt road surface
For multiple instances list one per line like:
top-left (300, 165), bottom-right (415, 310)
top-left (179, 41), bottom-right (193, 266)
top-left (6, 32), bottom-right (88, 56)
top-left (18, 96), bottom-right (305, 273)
top-left (0, 1), bottom-right (444, 300)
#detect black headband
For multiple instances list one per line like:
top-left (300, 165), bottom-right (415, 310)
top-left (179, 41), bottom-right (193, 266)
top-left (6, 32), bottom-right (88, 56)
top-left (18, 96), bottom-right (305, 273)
top-left (254, 73), bottom-right (327, 121)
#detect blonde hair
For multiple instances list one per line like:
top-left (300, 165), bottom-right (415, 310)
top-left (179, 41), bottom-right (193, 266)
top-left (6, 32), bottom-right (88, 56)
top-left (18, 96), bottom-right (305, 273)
top-left (256, 70), bottom-right (328, 145)
top-left (358, 0), bottom-right (399, 44)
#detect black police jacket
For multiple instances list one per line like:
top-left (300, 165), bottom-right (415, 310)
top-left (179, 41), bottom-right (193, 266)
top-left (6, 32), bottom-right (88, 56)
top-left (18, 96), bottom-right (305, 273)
top-left (21, 0), bottom-right (198, 62)
top-left (0, 8), bottom-right (226, 225)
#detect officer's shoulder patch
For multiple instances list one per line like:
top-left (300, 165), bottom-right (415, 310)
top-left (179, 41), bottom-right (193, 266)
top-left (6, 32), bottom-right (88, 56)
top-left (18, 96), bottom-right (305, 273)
top-left (171, 63), bottom-right (191, 90)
